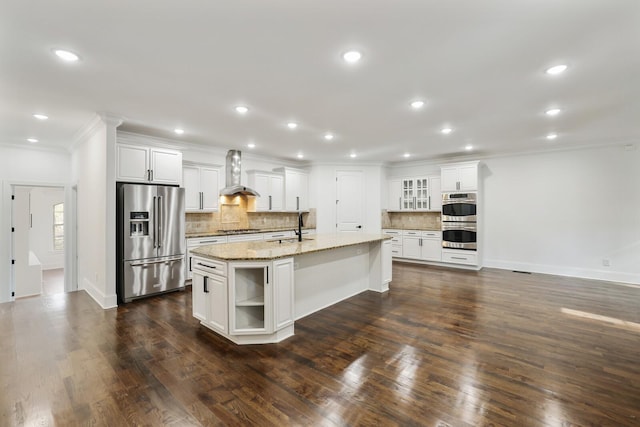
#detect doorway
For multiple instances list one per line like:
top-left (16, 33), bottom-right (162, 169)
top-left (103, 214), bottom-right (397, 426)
top-left (11, 185), bottom-right (67, 298)
top-left (335, 170), bottom-right (364, 233)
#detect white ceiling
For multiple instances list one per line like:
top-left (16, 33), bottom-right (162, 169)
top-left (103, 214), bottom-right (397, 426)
top-left (2, 1), bottom-right (638, 164)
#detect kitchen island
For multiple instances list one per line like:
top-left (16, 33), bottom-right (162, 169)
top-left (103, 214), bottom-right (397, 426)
top-left (190, 233), bottom-right (392, 344)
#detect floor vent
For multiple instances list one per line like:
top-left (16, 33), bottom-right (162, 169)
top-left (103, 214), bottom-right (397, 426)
top-left (512, 270), bottom-right (532, 274)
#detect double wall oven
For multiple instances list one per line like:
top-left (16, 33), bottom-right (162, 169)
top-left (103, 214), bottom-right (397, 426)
top-left (441, 192), bottom-right (477, 250)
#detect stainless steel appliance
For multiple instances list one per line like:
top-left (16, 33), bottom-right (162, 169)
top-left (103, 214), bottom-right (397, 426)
top-left (442, 192), bottom-right (477, 250)
top-left (117, 183), bottom-right (185, 303)
top-left (219, 150), bottom-right (260, 197)
top-left (442, 192), bottom-right (477, 222)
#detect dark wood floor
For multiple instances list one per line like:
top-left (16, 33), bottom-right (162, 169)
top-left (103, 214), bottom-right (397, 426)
top-left (1, 263), bottom-right (639, 426)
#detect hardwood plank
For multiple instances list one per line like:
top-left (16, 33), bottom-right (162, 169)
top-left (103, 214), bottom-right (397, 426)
top-left (1, 264), bottom-right (639, 425)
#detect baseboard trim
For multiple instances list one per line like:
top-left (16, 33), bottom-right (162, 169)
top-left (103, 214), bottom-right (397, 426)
top-left (81, 278), bottom-right (118, 309)
top-left (483, 259), bottom-right (640, 285)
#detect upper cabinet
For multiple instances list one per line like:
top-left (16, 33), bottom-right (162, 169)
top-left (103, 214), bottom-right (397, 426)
top-left (274, 167), bottom-right (309, 211)
top-left (441, 162), bottom-right (479, 192)
top-left (247, 171), bottom-right (284, 211)
top-left (116, 144), bottom-right (182, 185)
top-left (183, 162), bottom-right (221, 212)
top-left (389, 175), bottom-right (441, 211)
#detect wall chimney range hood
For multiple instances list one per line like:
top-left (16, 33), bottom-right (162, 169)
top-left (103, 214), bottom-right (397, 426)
top-left (219, 150), bottom-right (260, 197)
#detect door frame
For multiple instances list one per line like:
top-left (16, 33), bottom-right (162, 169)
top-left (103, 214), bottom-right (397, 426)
top-left (6, 180), bottom-right (77, 301)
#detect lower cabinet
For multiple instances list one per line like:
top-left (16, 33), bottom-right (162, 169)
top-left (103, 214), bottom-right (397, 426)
top-left (192, 255), bottom-right (294, 344)
top-left (402, 230), bottom-right (442, 262)
top-left (191, 258), bottom-right (228, 334)
top-left (186, 236), bottom-right (228, 280)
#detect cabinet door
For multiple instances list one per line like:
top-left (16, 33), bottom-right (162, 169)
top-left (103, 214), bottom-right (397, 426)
top-left (297, 172), bottom-right (309, 211)
top-left (252, 174), bottom-right (270, 211)
top-left (429, 176), bottom-right (442, 211)
top-left (283, 171), bottom-right (299, 211)
top-left (270, 175), bottom-right (284, 211)
top-left (458, 164), bottom-right (478, 191)
top-left (441, 167), bottom-right (459, 192)
top-left (388, 179), bottom-right (402, 210)
top-left (415, 178), bottom-right (429, 210)
top-left (382, 240), bottom-right (393, 284)
top-left (200, 167), bottom-right (219, 211)
top-left (192, 272), bottom-right (208, 322)
top-left (206, 274), bottom-right (228, 334)
top-left (272, 258), bottom-right (294, 330)
top-left (421, 238), bottom-right (442, 261)
top-left (402, 236), bottom-right (421, 259)
top-left (183, 166), bottom-right (201, 212)
top-left (150, 149), bottom-right (182, 185)
top-left (117, 144), bottom-right (149, 182)
top-left (402, 178), bottom-right (415, 210)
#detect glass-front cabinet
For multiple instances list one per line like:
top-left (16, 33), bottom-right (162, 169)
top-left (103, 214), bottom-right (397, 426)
top-left (402, 177), bottom-right (429, 210)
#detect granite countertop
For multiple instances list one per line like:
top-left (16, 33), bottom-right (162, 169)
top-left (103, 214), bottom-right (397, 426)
top-left (186, 226), bottom-right (315, 239)
top-left (191, 233), bottom-right (392, 261)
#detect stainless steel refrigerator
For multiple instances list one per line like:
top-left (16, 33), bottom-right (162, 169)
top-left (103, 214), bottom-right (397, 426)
top-left (117, 183), bottom-right (185, 303)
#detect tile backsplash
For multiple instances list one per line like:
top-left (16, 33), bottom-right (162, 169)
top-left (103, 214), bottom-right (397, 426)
top-left (185, 196), bottom-right (316, 234)
top-left (381, 210), bottom-right (441, 230)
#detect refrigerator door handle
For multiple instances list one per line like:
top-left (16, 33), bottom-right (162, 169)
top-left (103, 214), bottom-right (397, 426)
top-left (157, 196), bottom-right (162, 248)
top-left (152, 196), bottom-right (157, 248)
top-left (129, 256), bottom-right (184, 267)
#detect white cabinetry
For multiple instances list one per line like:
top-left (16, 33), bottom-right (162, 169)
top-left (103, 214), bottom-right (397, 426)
top-left (191, 258), bottom-right (228, 334)
top-left (388, 179), bottom-right (402, 211)
top-left (192, 255), bottom-right (295, 344)
top-left (383, 229), bottom-right (403, 258)
top-left (186, 236), bottom-right (227, 280)
top-left (442, 250), bottom-right (477, 266)
top-left (183, 163), bottom-right (220, 212)
top-left (247, 171), bottom-right (284, 211)
top-left (402, 230), bottom-right (442, 262)
top-left (441, 162), bottom-right (478, 192)
top-left (227, 233), bottom-right (264, 243)
top-left (274, 167), bottom-right (309, 211)
top-left (389, 176), bottom-right (441, 211)
top-left (116, 144), bottom-right (182, 185)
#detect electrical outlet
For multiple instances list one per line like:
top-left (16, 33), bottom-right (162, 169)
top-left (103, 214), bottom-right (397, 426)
top-left (602, 259), bottom-right (610, 267)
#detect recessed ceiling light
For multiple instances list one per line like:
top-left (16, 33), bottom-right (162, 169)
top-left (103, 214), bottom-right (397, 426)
top-left (174, 128), bottom-right (184, 135)
top-left (247, 142), bottom-right (256, 149)
top-left (324, 133), bottom-right (334, 141)
top-left (287, 122), bottom-right (298, 129)
top-left (33, 114), bottom-right (48, 120)
top-left (235, 106), bottom-right (249, 114)
top-left (464, 145), bottom-right (473, 151)
top-left (546, 133), bottom-right (558, 140)
top-left (53, 49), bottom-right (80, 62)
top-left (545, 108), bottom-right (561, 116)
top-left (349, 153), bottom-right (357, 158)
top-left (410, 100), bottom-right (424, 109)
top-left (27, 138), bottom-right (38, 143)
top-left (546, 64), bottom-right (568, 75)
top-left (441, 127), bottom-right (453, 135)
top-left (297, 153), bottom-right (304, 159)
top-left (403, 153), bottom-right (411, 158)
top-left (342, 50), bottom-right (362, 64)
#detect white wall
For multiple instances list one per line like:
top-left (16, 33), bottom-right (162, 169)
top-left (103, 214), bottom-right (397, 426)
top-left (481, 145), bottom-right (640, 284)
top-left (0, 145), bottom-right (71, 303)
top-left (309, 164), bottom-right (383, 234)
top-left (29, 187), bottom-right (65, 269)
top-left (71, 119), bottom-right (116, 308)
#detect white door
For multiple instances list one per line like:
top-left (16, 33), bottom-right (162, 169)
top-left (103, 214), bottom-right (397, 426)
top-left (336, 170), bottom-right (364, 233)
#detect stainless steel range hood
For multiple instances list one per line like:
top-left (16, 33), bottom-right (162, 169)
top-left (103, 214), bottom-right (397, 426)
top-left (219, 150), bottom-right (260, 197)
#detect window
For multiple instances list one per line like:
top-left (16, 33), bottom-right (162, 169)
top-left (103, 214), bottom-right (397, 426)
top-left (53, 203), bottom-right (64, 251)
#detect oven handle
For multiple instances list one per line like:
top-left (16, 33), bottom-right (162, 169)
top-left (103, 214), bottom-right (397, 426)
top-left (442, 225), bottom-right (477, 232)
